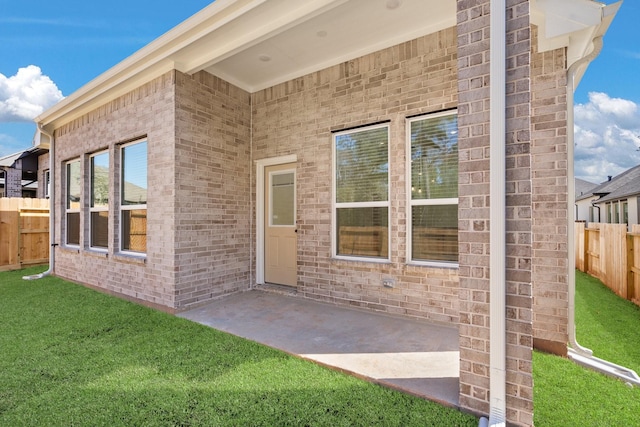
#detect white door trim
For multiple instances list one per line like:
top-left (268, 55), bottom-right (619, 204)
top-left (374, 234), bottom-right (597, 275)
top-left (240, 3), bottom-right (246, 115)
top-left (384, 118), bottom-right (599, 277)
top-left (256, 154), bottom-right (297, 284)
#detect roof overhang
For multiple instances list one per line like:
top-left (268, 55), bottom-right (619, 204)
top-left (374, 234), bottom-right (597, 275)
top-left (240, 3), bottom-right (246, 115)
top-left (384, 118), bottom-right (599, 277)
top-left (532, 0), bottom-right (622, 85)
top-left (36, 0), bottom-right (621, 132)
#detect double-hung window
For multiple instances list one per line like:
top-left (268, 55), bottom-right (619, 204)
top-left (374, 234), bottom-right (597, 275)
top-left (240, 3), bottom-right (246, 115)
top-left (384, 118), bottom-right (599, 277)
top-left (120, 140), bottom-right (147, 254)
top-left (333, 124), bottom-right (389, 260)
top-left (407, 110), bottom-right (458, 265)
top-left (90, 151), bottom-right (109, 249)
top-left (65, 159), bottom-right (81, 246)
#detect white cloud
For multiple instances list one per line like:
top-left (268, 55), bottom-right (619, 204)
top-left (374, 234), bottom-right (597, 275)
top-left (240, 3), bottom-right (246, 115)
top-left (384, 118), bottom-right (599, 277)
top-left (0, 65), bottom-right (64, 122)
top-left (574, 92), bottom-right (640, 184)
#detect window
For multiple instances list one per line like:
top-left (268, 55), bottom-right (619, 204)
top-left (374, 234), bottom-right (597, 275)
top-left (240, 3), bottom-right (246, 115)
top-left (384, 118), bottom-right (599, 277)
top-left (333, 124), bottom-right (389, 259)
top-left (623, 201), bottom-right (629, 225)
top-left (90, 152), bottom-right (109, 249)
top-left (44, 170), bottom-right (50, 198)
top-left (407, 110), bottom-right (458, 264)
top-left (120, 140), bottom-right (147, 254)
top-left (65, 160), bottom-right (81, 246)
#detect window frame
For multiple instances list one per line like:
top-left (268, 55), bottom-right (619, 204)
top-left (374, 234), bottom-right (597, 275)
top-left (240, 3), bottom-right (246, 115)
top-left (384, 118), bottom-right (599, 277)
top-left (119, 139), bottom-right (147, 256)
top-left (43, 169), bottom-right (50, 199)
top-left (65, 159), bottom-right (81, 248)
top-left (406, 110), bottom-right (459, 267)
top-left (89, 150), bottom-right (109, 251)
top-left (331, 122), bottom-right (391, 262)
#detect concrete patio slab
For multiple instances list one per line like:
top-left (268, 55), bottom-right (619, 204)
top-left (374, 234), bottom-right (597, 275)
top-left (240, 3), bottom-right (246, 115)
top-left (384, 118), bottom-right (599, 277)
top-left (178, 290), bottom-right (460, 407)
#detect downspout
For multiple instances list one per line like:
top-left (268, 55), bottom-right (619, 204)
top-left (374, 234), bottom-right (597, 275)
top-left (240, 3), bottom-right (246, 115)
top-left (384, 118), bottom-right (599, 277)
top-left (480, 0), bottom-right (507, 425)
top-left (23, 124), bottom-right (55, 280)
top-left (591, 202), bottom-right (600, 223)
top-left (567, 37), bottom-right (640, 386)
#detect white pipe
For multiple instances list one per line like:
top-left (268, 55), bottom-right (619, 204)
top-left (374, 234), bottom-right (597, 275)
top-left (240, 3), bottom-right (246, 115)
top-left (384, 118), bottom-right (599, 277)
top-left (567, 37), bottom-right (603, 357)
top-left (23, 124), bottom-right (55, 280)
top-left (567, 36), bottom-right (640, 387)
top-left (482, 0), bottom-right (507, 425)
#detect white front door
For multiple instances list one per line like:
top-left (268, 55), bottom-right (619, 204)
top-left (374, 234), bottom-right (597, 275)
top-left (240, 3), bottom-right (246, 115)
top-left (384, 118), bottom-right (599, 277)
top-left (264, 163), bottom-right (297, 286)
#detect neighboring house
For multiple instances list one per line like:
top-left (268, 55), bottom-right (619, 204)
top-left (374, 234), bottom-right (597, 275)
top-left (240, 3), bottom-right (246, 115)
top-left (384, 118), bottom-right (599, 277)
top-left (32, 1), bottom-right (621, 425)
top-left (0, 148), bottom-right (48, 198)
top-left (581, 164), bottom-right (640, 227)
top-left (575, 178), bottom-right (599, 223)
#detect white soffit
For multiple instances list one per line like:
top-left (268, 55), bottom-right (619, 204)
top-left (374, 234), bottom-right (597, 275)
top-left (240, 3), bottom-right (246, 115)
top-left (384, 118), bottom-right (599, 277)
top-left (37, 0), bottom-right (456, 128)
top-left (198, 0), bottom-right (456, 92)
top-left (532, 0), bottom-right (622, 72)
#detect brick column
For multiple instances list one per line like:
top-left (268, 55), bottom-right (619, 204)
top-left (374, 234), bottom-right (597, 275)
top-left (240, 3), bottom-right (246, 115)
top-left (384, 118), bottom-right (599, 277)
top-left (531, 27), bottom-right (569, 356)
top-left (457, 0), bottom-right (533, 425)
top-left (5, 162), bottom-right (23, 197)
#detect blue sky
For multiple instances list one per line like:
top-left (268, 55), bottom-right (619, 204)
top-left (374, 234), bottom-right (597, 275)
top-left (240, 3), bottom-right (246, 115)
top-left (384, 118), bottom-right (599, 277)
top-left (1, 1), bottom-right (639, 183)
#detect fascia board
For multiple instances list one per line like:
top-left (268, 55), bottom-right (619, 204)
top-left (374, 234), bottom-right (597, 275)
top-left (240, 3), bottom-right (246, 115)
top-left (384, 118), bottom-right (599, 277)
top-left (35, 0), bottom-right (266, 129)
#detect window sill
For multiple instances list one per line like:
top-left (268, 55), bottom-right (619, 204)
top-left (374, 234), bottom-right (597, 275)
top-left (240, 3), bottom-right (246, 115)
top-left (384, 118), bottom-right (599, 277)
top-left (113, 252), bottom-right (147, 265)
top-left (85, 248), bottom-right (108, 258)
top-left (60, 245), bottom-right (80, 254)
top-left (332, 255), bottom-right (392, 265)
top-left (406, 260), bottom-right (459, 270)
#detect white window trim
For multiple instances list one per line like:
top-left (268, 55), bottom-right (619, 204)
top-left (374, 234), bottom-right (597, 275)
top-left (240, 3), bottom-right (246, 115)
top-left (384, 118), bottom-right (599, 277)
top-left (332, 123), bottom-right (391, 262)
top-left (44, 169), bottom-right (50, 199)
top-left (405, 110), bottom-right (459, 268)
top-left (119, 140), bottom-right (147, 257)
top-left (89, 151), bottom-right (109, 251)
top-left (65, 159), bottom-right (81, 248)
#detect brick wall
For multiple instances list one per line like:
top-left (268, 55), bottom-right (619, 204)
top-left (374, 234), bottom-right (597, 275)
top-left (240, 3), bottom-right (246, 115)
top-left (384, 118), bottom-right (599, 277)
top-left (173, 71), bottom-right (252, 308)
top-left (53, 72), bottom-right (178, 309)
top-left (37, 153), bottom-right (50, 199)
top-left (251, 28), bottom-right (460, 324)
top-left (531, 26), bottom-right (569, 355)
top-left (457, 0), bottom-right (534, 425)
top-left (5, 162), bottom-right (23, 197)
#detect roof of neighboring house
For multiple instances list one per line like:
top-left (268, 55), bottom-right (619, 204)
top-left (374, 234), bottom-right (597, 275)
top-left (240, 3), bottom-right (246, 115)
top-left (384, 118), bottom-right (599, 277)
top-left (0, 178), bottom-right (38, 190)
top-left (34, 0), bottom-right (621, 133)
top-left (575, 178), bottom-right (599, 201)
top-left (588, 164), bottom-right (640, 204)
top-left (0, 147), bottom-right (49, 169)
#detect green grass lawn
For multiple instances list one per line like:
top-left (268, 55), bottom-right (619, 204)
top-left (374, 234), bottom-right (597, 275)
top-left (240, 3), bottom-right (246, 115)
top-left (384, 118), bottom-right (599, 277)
top-left (0, 267), bottom-right (477, 426)
top-left (4, 267), bottom-right (639, 426)
top-left (534, 270), bottom-right (640, 426)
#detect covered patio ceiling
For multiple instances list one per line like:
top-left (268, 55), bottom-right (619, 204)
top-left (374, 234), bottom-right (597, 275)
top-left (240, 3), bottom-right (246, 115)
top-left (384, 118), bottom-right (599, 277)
top-left (36, 0), bottom-right (618, 134)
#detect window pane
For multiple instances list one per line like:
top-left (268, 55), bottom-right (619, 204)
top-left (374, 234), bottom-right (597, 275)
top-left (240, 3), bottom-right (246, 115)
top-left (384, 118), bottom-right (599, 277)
top-left (412, 205), bottom-right (457, 262)
top-left (335, 127), bottom-right (388, 203)
top-left (270, 172), bottom-right (295, 226)
top-left (91, 153), bottom-right (109, 208)
top-left (411, 115), bottom-right (458, 200)
top-left (122, 141), bottom-right (147, 205)
top-left (337, 207), bottom-right (388, 258)
top-left (66, 161), bottom-right (81, 210)
top-left (122, 209), bottom-right (147, 253)
top-left (44, 170), bottom-right (50, 198)
top-left (67, 212), bottom-right (80, 246)
top-left (91, 211), bottom-right (109, 248)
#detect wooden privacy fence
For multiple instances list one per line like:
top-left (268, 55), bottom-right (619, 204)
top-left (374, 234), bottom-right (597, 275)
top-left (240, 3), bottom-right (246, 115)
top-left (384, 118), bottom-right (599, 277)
top-left (0, 198), bottom-right (49, 271)
top-left (575, 222), bottom-right (640, 306)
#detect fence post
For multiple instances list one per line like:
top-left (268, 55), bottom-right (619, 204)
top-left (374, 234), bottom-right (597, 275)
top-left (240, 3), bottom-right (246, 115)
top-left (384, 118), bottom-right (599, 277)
top-left (628, 233), bottom-right (637, 303)
top-left (584, 227), bottom-right (590, 273)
